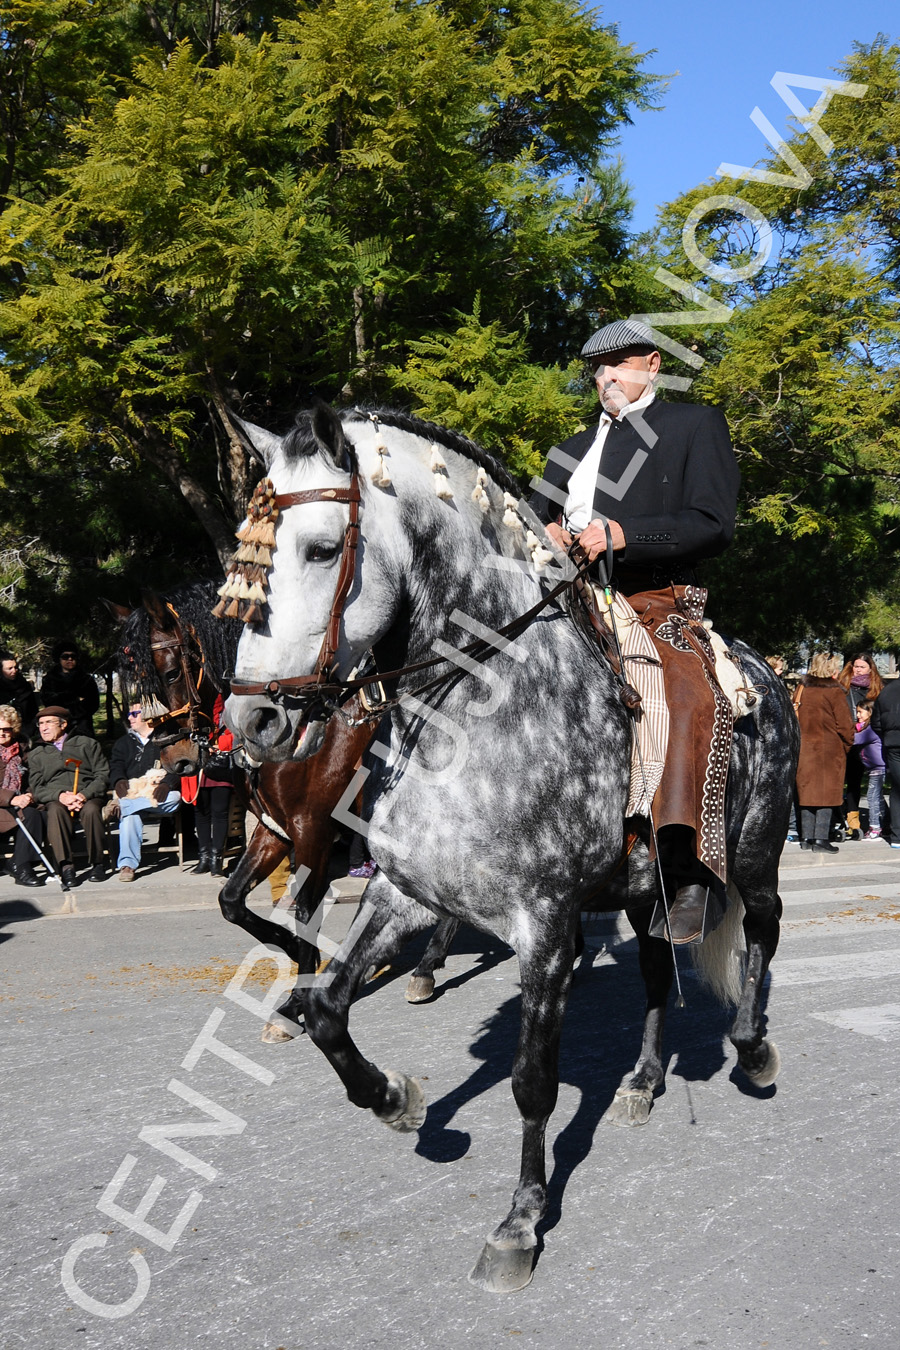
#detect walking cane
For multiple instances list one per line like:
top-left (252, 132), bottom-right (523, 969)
top-left (65, 757), bottom-right (82, 817)
top-left (14, 809), bottom-right (67, 892)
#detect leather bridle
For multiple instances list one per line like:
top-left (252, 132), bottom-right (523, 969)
top-left (144, 604), bottom-right (217, 749)
top-left (228, 475), bottom-right (362, 712)
top-left (227, 472), bottom-right (606, 728)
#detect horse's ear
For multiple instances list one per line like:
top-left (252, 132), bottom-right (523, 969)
top-left (103, 599), bottom-right (133, 625)
top-left (229, 414), bottom-right (282, 469)
top-left (311, 399), bottom-right (352, 470)
top-left (141, 591), bottom-right (173, 630)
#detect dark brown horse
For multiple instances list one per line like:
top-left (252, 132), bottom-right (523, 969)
top-left (110, 585), bottom-right (461, 1038)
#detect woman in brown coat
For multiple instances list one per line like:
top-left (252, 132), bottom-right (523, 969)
top-left (795, 652), bottom-right (856, 853)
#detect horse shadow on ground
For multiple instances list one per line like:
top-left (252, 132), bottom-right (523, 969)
top-left (404, 933), bottom-right (775, 1268)
top-left (0, 897), bottom-right (44, 944)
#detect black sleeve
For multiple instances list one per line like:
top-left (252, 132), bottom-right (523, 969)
top-left (618, 407), bottom-right (740, 565)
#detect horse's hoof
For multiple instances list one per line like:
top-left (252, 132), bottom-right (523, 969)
top-left (468, 1242), bottom-right (535, 1293)
top-left (603, 1087), bottom-right (653, 1127)
top-left (742, 1038), bottom-right (781, 1088)
top-left (381, 1070), bottom-right (427, 1132)
top-left (260, 1020), bottom-right (297, 1044)
top-left (405, 974), bottom-right (436, 1003)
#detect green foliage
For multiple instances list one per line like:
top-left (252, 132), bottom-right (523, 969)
top-left (635, 39), bottom-right (900, 652)
top-left (388, 300), bottom-right (592, 482)
top-left (0, 0), bottom-right (655, 650)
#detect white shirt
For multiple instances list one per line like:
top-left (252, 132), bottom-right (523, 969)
top-left (564, 389), bottom-right (656, 532)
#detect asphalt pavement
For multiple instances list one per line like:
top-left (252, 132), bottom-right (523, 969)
top-left (1, 831), bottom-right (899, 1350)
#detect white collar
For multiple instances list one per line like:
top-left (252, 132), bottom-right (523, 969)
top-left (599, 387), bottom-right (656, 426)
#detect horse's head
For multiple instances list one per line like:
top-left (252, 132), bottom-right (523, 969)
top-left (110, 586), bottom-right (230, 772)
top-left (225, 402), bottom-right (404, 762)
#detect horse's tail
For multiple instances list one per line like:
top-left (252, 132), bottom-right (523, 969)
top-left (690, 883), bottom-right (745, 1005)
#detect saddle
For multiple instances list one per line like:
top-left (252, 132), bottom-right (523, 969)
top-left (573, 579), bottom-right (759, 906)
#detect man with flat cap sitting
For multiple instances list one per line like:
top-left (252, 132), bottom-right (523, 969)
top-left (28, 706), bottom-right (109, 887)
top-left (530, 318), bottom-right (740, 944)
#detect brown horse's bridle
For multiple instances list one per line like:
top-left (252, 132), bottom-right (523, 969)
top-left (146, 603), bottom-right (217, 746)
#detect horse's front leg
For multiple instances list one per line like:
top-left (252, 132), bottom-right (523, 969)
top-left (603, 903), bottom-right (673, 1126)
top-left (469, 916), bottom-right (577, 1294)
top-left (303, 874), bottom-right (439, 1122)
top-left (729, 882), bottom-right (782, 1087)
top-left (217, 824), bottom-right (316, 1043)
top-left (405, 916), bottom-right (460, 1002)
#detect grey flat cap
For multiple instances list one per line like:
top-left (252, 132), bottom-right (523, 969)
top-left (581, 318), bottom-right (658, 360)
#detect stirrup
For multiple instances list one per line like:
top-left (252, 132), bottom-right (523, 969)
top-left (649, 880), bottom-right (726, 946)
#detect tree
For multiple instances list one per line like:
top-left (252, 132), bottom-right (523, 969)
top-left (0, 0), bottom-right (657, 651)
top-left (632, 38), bottom-right (900, 653)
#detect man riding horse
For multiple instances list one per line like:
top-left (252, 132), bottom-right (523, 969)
top-left (531, 317), bottom-right (741, 945)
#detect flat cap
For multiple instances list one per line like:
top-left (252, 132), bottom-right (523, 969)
top-left (581, 318), bottom-right (658, 361)
top-left (39, 705), bottom-right (70, 720)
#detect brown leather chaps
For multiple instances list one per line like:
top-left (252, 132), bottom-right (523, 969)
top-left (627, 584), bottom-right (733, 884)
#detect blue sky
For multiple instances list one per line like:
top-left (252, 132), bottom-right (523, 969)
top-left (606, 2), bottom-right (897, 234)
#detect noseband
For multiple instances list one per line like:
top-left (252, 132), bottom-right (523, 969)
top-left (228, 475), bottom-right (362, 709)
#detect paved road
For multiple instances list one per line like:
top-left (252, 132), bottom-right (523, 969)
top-left (1, 840), bottom-right (898, 1350)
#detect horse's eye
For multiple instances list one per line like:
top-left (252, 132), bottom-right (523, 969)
top-left (306, 542), bottom-right (340, 562)
top-left (165, 669), bottom-right (180, 685)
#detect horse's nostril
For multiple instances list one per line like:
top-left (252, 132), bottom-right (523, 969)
top-left (247, 704), bottom-right (291, 747)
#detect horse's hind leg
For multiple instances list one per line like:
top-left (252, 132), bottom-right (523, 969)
top-left (469, 918), bottom-right (577, 1294)
top-left (729, 882), bottom-right (782, 1087)
top-left (405, 917), bottom-right (460, 1002)
top-left (603, 904), bottom-right (673, 1126)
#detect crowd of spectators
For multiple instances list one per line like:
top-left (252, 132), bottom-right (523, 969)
top-left (768, 649), bottom-right (897, 852)
top-left (0, 639), bottom-right (238, 888)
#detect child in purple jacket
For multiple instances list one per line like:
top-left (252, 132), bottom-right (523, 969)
top-left (855, 700), bottom-right (885, 838)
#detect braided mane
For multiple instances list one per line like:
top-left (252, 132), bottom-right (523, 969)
top-left (344, 406), bottom-right (522, 498)
top-left (119, 581), bottom-right (242, 703)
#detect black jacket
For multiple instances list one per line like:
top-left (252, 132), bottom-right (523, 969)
top-left (0, 671), bottom-right (39, 733)
top-left (529, 400), bottom-right (739, 585)
top-left (872, 681), bottom-right (900, 751)
top-left (108, 730), bottom-right (177, 793)
top-left (38, 665), bottom-right (100, 735)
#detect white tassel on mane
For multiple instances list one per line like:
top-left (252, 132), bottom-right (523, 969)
top-left (430, 443), bottom-right (453, 499)
top-left (502, 492), bottom-right (523, 531)
top-left (370, 436), bottom-right (392, 488)
top-left (471, 466), bottom-right (491, 512)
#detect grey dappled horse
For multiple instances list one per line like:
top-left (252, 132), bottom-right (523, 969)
top-left (225, 404), bottom-right (798, 1292)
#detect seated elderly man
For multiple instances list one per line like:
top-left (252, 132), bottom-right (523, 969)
top-left (28, 706), bottom-right (109, 887)
top-left (105, 705), bottom-right (181, 882)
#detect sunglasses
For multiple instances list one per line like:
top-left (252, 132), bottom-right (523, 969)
top-left (0, 727), bottom-right (13, 734)
top-left (60, 653), bottom-right (78, 660)
top-left (127, 710), bottom-right (143, 718)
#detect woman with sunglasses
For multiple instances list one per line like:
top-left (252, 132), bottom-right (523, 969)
top-left (37, 640), bottom-right (101, 737)
top-left (0, 705), bottom-right (45, 886)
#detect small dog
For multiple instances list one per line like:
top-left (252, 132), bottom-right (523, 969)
top-left (125, 767), bottom-right (168, 799)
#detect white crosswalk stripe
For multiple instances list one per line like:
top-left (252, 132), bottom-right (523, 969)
top-left (770, 948), bottom-right (900, 985)
top-left (811, 1005), bottom-right (900, 1041)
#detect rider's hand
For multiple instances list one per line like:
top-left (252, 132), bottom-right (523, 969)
top-left (545, 522), bottom-right (573, 553)
top-left (576, 518), bottom-right (626, 561)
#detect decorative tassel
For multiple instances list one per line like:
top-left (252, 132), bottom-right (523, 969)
top-left (370, 436), bottom-right (391, 488)
top-left (224, 597), bottom-right (241, 619)
top-left (428, 442), bottom-right (453, 499)
top-left (471, 466), bottom-right (490, 512)
top-left (502, 492), bottom-right (522, 531)
top-left (430, 444), bottom-right (447, 470)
